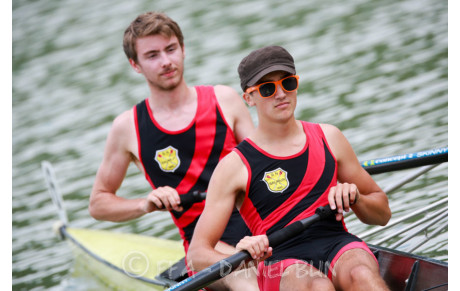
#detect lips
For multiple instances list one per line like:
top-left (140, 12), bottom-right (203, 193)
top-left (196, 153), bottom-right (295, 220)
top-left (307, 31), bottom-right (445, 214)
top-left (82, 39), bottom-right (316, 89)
top-left (161, 68), bottom-right (176, 78)
top-left (275, 102), bottom-right (290, 108)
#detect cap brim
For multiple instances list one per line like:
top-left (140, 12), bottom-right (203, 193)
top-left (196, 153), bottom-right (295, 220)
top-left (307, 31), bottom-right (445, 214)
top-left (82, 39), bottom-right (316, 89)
top-left (246, 65), bottom-right (296, 87)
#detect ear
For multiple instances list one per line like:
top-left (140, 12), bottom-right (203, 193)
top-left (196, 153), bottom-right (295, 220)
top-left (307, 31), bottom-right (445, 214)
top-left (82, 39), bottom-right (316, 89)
top-left (129, 59), bottom-right (141, 73)
top-left (243, 92), bottom-right (256, 107)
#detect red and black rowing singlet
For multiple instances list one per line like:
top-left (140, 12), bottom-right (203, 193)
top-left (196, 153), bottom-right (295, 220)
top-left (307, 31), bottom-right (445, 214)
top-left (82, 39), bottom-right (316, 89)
top-left (234, 121), bottom-right (340, 235)
top-left (134, 86), bottom-right (248, 251)
top-left (234, 122), bottom-right (361, 267)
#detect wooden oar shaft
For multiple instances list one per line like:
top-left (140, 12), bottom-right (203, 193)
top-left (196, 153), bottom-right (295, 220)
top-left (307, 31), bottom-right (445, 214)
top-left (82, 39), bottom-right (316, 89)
top-left (361, 147), bottom-right (447, 174)
top-left (166, 205), bottom-right (334, 291)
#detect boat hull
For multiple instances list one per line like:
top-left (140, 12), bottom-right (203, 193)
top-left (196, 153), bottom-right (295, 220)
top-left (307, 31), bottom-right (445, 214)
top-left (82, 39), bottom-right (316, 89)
top-left (59, 226), bottom-right (448, 290)
top-left (369, 244), bottom-right (447, 291)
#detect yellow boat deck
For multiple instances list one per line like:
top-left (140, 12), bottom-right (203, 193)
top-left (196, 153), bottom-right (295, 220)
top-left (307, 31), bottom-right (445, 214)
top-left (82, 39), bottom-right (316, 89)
top-left (64, 227), bottom-right (185, 290)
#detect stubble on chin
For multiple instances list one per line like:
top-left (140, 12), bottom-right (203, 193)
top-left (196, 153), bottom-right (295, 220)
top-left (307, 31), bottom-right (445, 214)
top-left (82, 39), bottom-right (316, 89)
top-left (150, 74), bottom-right (184, 91)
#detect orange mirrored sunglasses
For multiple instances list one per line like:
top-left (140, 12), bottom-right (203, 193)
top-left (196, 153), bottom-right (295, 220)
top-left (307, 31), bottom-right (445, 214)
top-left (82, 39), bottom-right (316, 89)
top-left (246, 75), bottom-right (299, 98)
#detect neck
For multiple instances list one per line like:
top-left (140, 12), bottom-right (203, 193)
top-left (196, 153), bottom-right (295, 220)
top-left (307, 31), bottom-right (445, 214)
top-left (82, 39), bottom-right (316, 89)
top-left (252, 119), bottom-right (305, 156)
top-left (258, 116), bottom-right (299, 139)
top-left (147, 81), bottom-right (192, 110)
top-left (145, 81), bottom-right (198, 131)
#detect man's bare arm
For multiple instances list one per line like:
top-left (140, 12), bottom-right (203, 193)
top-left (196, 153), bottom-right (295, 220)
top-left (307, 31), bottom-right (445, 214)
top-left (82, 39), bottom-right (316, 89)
top-left (322, 124), bottom-right (391, 226)
top-left (214, 85), bottom-right (254, 143)
top-left (187, 152), bottom-right (248, 270)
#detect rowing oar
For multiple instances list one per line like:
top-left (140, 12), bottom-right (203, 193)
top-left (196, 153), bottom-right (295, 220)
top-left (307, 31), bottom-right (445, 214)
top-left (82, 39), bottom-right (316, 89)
top-left (174, 148), bottom-right (447, 206)
top-left (170, 148), bottom-right (448, 208)
top-left (165, 205), bottom-right (336, 291)
top-left (361, 147), bottom-right (447, 174)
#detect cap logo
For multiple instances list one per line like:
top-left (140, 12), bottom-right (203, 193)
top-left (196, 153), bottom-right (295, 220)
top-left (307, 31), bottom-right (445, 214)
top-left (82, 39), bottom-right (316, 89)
top-left (262, 168), bottom-right (289, 193)
top-left (155, 146), bottom-right (180, 172)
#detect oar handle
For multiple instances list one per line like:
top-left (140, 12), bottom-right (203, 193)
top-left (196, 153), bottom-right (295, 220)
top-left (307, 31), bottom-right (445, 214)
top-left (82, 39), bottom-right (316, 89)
top-left (179, 191), bottom-right (206, 208)
top-left (157, 191), bottom-right (206, 210)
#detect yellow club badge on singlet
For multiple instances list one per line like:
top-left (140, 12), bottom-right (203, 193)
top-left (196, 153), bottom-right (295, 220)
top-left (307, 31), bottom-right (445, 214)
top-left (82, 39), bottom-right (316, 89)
top-left (262, 168), bottom-right (289, 193)
top-left (155, 146), bottom-right (181, 172)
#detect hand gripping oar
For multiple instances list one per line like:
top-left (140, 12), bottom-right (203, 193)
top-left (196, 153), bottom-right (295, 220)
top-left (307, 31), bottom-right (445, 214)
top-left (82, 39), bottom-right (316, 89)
top-left (157, 191), bottom-right (207, 210)
top-left (166, 205), bottom-right (336, 291)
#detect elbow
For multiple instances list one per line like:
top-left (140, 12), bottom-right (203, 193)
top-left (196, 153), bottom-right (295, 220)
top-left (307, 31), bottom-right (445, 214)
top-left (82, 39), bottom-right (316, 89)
top-left (376, 193), bottom-right (391, 226)
top-left (88, 202), bottom-right (112, 221)
top-left (380, 197), bottom-right (392, 226)
top-left (186, 246), bottom-right (200, 272)
top-left (88, 196), bottom-right (104, 220)
top-left (88, 202), bottom-right (100, 220)
top-left (379, 209), bottom-right (392, 226)
top-left (187, 241), bottom-right (210, 272)
top-left (372, 203), bottom-right (391, 226)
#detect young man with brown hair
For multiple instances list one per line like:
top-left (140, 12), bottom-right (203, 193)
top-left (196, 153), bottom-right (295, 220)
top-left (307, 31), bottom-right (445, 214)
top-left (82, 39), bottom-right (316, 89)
top-left (89, 12), bottom-right (257, 290)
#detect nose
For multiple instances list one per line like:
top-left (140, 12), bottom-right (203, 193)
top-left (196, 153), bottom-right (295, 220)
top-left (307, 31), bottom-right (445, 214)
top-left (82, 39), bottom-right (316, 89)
top-left (160, 52), bottom-right (172, 67)
top-left (274, 83), bottom-right (286, 99)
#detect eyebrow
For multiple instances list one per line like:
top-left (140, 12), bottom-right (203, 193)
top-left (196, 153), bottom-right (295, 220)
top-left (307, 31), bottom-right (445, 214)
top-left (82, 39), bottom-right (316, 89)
top-left (258, 72), bottom-right (291, 84)
top-left (142, 43), bottom-right (179, 57)
top-left (142, 49), bottom-right (159, 57)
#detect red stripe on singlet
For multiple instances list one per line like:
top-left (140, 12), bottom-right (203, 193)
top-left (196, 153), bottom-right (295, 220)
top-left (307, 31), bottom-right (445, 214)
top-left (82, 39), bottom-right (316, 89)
top-left (173, 86), bottom-right (217, 229)
top-left (234, 149), bottom-right (265, 235)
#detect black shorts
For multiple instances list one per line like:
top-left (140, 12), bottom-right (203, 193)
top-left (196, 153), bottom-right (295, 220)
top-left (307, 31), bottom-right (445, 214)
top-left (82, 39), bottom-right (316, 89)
top-left (265, 216), bottom-right (363, 274)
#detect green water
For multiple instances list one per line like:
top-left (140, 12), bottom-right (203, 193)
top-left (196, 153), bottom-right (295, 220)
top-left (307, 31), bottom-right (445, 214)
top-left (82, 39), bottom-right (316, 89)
top-left (13, 0), bottom-right (447, 289)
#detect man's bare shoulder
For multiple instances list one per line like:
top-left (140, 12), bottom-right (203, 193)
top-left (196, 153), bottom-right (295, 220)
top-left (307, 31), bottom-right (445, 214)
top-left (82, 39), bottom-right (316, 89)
top-left (209, 150), bottom-right (248, 197)
top-left (107, 108), bottom-right (138, 153)
top-left (213, 84), bottom-right (242, 103)
top-left (319, 123), bottom-right (340, 133)
top-left (319, 123), bottom-right (357, 163)
top-left (111, 109), bottom-right (134, 132)
top-left (319, 123), bottom-right (344, 141)
top-left (213, 85), bottom-right (254, 142)
top-left (218, 149), bottom-right (244, 166)
top-left (212, 151), bottom-right (247, 179)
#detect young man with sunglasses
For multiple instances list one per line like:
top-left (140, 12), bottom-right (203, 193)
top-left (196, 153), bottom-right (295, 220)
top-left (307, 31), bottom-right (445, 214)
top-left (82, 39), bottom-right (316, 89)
top-left (88, 12), bottom-right (258, 290)
top-left (188, 46), bottom-right (391, 290)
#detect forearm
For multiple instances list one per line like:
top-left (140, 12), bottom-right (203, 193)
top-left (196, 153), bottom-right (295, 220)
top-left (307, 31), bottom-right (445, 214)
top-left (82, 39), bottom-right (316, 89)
top-left (187, 244), bottom-right (232, 272)
top-left (351, 191), bottom-right (391, 226)
top-left (89, 191), bottom-right (148, 222)
top-left (187, 214), bottom-right (232, 271)
top-left (187, 152), bottom-right (249, 271)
